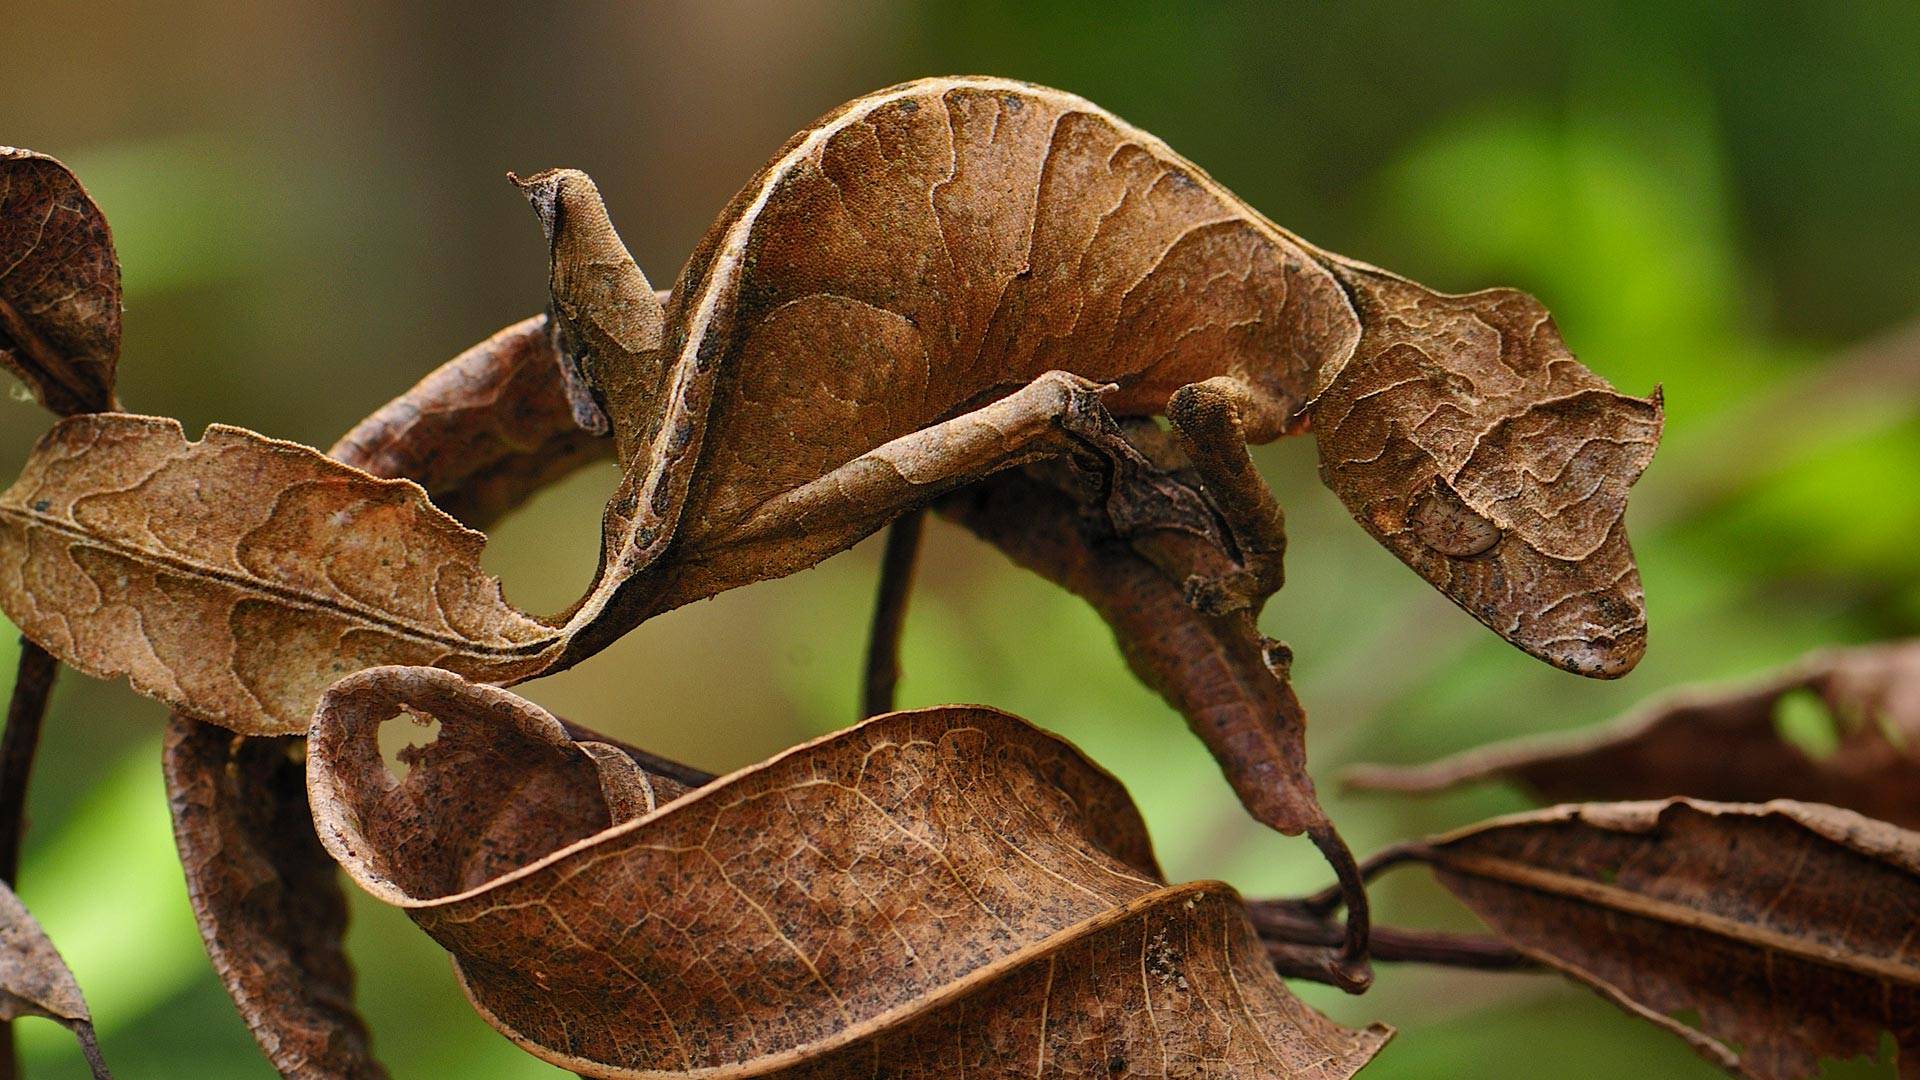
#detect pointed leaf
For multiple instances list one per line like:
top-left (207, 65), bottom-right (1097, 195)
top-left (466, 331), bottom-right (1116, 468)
top-left (1412, 798), bottom-right (1920, 1079)
top-left (0, 879), bottom-right (111, 1077)
top-left (1349, 640), bottom-right (1920, 829)
top-left (0, 148), bottom-right (120, 416)
top-left (163, 719), bottom-right (385, 1078)
top-left (0, 413), bottom-right (558, 733)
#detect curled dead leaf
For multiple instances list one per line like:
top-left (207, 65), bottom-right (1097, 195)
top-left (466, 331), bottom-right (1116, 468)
top-left (0, 413), bottom-right (559, 734)
top-left (329, 314), bottom-right (612, 532)
top-left (1347, 639), bottom-right (1920, 829)
top-left (307, 666), bottom-right (1389, 1078)
top-left (0, 148), bottom-right (120, 416)
top-left (0, 879), bottom-right (110, 1078)
top-left (1408, 798), bottom-right (1920, 1079)
top-left (163, 720), bottom-right (384, 1078)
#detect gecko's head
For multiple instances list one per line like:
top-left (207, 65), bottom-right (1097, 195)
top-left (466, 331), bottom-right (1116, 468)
top-left (1307, 269), bottom-right (1663, 679)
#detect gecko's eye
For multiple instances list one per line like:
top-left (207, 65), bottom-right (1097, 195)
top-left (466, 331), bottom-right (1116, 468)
top-left (1410, 482), bottom-right (1502, 558)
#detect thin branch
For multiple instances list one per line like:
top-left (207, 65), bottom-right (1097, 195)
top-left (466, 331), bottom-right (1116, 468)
top-left (72, 1021), bottom-right (113, 1080)
top-left (1247, 897), bottom-right (1535, 982)
top-left (0, 638), bottom-right (58, 1080)
top-left (861, 509), bottom-right (926, 718)
top-left (0, 639), bottom-right (55, 885)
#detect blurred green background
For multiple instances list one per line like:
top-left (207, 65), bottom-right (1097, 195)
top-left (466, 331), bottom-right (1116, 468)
top-left (3, 2), bottom-right (1917, 1076)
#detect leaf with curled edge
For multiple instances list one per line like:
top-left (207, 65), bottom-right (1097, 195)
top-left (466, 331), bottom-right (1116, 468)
top-left (1400, 798), bottom-right (1920, 1079)
top-left (0, 148), bottom-right (120, 416)
top-left (328, 312), bottom-right (626, 532)
top-left (0, 879), bottom-right (111, 1078)
top-left (0, 413), bottom-right (560, 734)
top-left (1347, 639), bottom-right (1920, 830)
top-left (307, 666), bottom-right (1390, 1079)
top-left (163, 720), bottom-right (384, 1079)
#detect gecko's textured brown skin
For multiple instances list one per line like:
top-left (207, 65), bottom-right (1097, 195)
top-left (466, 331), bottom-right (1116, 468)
top-left (308, 666), bottom-right (1390, 1079)
top-left (525, 76), bottom-right (1661, 680)
top-left (1405, 799), bottom-right (1920, 1080)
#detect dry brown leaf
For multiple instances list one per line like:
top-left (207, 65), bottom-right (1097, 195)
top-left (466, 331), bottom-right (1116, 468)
top-left (1347, 640), bottom-right (1920, 828)
top-left (328, 314), bottom-right (612, 531)
top-left (162, 720), bottom-right (383, 1078)
top-left (0, 148), bottom-right (120, 417)
top-left (307, 666), bottom-right (1389, 1078)
top-left (1408, 798), bottom-right (1919, 1079)
top-left (521, 77), bottom-right (1657, 682)
top-left (0, 879), bottom-right (109, 1078)
top-left (0, 413), bottom-right (558, 734)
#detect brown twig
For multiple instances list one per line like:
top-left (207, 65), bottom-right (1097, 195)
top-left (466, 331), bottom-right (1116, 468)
top-left (72, 1021), bottom-right (112, 1080)
top-left (0, 638), bottom-right (58, 1080)
top-left (0, 639), bottom-right (55, 885)
top-left (861, 509), bottom-right (926, 718)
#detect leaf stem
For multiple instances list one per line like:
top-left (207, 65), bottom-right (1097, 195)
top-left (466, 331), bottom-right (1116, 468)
top-left (861, 509), bottom-right (926, 718)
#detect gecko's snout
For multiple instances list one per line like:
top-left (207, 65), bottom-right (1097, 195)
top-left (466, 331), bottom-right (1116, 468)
top-left (1506, 562), bottom-right (1649, 680)
top-left (1533, 618), bottom-right (1646, 680)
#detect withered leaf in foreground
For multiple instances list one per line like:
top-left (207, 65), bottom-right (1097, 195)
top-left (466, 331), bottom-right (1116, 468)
top-left (163, 720), bottom-right (384, 1079)
top-left (0, 413), bottom-right (559, 734)
top-left (0, 148), bottom-right (120, 416)
top-left (1348, 640), bottom-right (1920, 829)
top-left (0, 880), bottom-right (110, 1078)
top-left (307, 666), bottom-right (1389, 1078)
top-left (1407, 799), bottom-right (1919, 1079)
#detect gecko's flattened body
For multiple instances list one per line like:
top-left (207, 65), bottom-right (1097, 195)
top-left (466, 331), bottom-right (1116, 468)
top-left (533, 76), bottom-right (1661, 678)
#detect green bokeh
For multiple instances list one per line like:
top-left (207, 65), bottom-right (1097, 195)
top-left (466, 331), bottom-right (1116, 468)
top-left (2, 2), bottom-right (1916, 1076)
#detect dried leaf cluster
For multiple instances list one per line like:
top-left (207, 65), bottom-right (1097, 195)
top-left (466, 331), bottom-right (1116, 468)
top-left (0, 79), bottom-right (1911, 1079)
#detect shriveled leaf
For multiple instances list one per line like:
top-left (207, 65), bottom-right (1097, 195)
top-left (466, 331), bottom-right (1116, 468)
top-left (0, 413), bottom-right (558, 733)
top-left (1348, 639), bottom-right (1920, 829)
top-left (308, 666), bottom-right (1388, 1078)
top-left (328, 313), bottom-right (616, 532)
top-left (163, 719), bottom-right (384, 1079)
top-left (1410, 798), bottom-right (1919, 1079)
top-left (0, 148), bottom-right (120, 416)
top-left (519, 77), bottom-right (1654, 683)
top-left (0, 879), bottom-right (110, 1077)
top-left (941, 447), bottom-right (1319, 834)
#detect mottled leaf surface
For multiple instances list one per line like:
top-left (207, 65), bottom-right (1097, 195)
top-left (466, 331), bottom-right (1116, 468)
top-left (1349, 640), bottom-right (1920, 829)
top-left (1306, 265), bottom-right (1662, 677)
top-left (163, 719), bottom-right (383, 1078)
top-left (1413, 799), bottom-right (1919, 1079)
top-left (308, 667), bottom-right (1388, 1078)
top-left (0, 414), bottom-right (557, 733)
top-left (0, 148), bottom-right (119, 416)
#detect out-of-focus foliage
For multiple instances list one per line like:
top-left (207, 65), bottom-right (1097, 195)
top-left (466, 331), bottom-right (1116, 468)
top-left (1, 1), bottom-right (1914, 1075)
